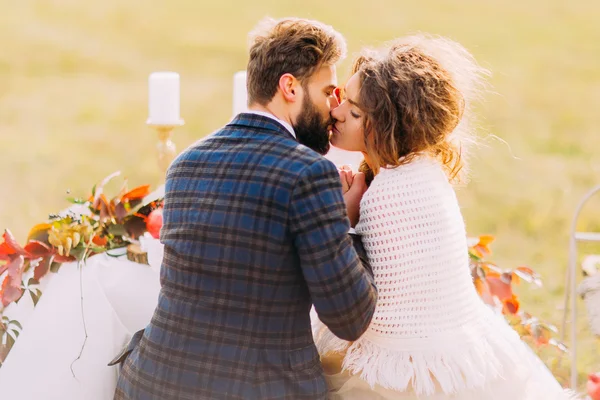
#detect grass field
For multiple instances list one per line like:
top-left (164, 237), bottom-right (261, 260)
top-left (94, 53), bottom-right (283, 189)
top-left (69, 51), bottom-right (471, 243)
top-left (1, 0), bottom-right (599, 388)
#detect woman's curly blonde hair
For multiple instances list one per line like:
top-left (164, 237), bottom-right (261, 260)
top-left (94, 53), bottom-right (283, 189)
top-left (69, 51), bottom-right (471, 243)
top-left (352, 35), bottom-right (490, 185)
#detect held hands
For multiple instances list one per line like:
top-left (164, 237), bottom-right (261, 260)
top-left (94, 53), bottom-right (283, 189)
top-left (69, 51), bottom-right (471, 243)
top-left (338, 165), bottom-right (367, 228)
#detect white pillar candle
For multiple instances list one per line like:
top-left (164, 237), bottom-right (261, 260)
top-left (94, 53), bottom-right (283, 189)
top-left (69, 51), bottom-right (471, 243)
top-left (148, 72), bottom-right (183, 125)
top-left (232, 71), bottom-right (248, 116)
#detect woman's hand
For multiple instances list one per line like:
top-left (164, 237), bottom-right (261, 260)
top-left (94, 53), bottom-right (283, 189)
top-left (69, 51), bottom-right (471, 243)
top-left (343, 172), bottom-right (367, 228)
top-left (338, 165), bottom-right (354, 194)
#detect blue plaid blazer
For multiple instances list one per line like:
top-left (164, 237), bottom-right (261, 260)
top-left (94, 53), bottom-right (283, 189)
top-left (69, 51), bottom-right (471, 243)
top-left (115, 113), bottom-right (377, 400)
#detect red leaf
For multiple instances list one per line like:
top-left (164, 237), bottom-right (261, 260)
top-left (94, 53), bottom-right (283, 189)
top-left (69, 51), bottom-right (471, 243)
top-left (6, 255), bottom-right (24, 283)
top-left (33, 257), bottom-right (53, 281)
top-left (24, 241), bottom-right (53, 258)
top-left (588, 374), bottom-right (600, 400)
top-left (0, 275), bottom-right (23, 307)
top-left (486, 276), bottom-right (513, 301)
top-left (0, 229), bottom-right (27, 256)
top-left (0, 262), bottom-right (8, 276)
top-left (53, 254), bottom-right (76, 263)
top-left (0, 241), bottom-right (16, 256)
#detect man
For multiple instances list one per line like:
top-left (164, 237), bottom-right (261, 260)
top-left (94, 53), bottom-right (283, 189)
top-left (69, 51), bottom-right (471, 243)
top-left (114, 17), bottom-right (377, 400)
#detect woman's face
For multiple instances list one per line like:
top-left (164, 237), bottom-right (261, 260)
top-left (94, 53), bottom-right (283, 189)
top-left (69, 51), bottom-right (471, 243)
top-left (330, 72), bottom-right (368, 153)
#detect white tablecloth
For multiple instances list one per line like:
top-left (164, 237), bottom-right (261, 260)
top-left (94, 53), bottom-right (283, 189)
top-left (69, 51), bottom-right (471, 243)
top-left (0, 238), bottom-right (163, 400)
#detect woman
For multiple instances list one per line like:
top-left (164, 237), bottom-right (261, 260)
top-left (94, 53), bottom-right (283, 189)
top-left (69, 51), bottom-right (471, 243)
top-left (314, 35), bottom-right (574, 399)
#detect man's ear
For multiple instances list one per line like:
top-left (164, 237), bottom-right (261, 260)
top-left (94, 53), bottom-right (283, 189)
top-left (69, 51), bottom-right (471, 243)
top-left (278, 73), bottom-right (300, 103)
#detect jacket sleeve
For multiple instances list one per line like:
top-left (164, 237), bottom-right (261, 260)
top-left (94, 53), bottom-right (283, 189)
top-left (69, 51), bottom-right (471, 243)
top-left (289, 158), bottom-right (377, 341)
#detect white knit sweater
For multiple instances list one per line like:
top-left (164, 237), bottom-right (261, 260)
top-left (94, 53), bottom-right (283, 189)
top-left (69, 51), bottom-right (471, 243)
top-left (314, 156), bottom-right (531, 396)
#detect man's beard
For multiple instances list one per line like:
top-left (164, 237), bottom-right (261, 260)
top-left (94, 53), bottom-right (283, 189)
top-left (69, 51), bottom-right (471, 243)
top-left (294, 94), bottom-right (334, 155)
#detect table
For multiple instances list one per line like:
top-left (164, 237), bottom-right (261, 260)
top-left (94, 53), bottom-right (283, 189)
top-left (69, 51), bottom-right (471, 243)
top-left (0, 237), bottom-right (163, 400)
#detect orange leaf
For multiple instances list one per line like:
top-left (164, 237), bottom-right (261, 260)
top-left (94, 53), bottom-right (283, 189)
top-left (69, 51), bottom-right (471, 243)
top-left (470, 247), bottom-right (483, 259)
top-left (511, 272), bottom-right (521, 285)
top-left (475, 279), bottom-right (495, 306)
top-left (513, 266), bottom-right (542, 286)
top-left (120, 185), bottom-right (151, 203)
top-left (92, 235), bottom-right (108, 247)
top-left (27, 223), bottom-right (51, 243)
top-left (478, 235), bottom-right (495, 246)
top-left (484, 270), bottom-right (502, 279)
top-left (94, 194), bottom-right (113, 221)
top-left (502, 295), bottom-right (520, 314)
top-left (516, 266), bottom-right (536, 275)
top-left (473, 235), bottom-right (495, 258)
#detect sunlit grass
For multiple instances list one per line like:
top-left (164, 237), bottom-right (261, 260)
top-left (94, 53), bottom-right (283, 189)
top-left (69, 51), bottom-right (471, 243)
top-left (1, 0), bottom-right (599, 388)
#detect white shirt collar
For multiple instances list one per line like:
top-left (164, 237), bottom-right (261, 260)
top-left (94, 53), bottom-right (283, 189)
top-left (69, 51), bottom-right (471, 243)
top-left (244, 110), bottom-right (296, 139)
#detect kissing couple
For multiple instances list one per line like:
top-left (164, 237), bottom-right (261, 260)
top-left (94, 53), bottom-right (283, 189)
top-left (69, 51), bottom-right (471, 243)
top-left (115, 17), bottom-right (573, 400)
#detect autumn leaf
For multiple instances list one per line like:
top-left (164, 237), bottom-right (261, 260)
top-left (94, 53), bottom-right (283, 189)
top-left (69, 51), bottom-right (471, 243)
top-left (23, 241), bottom-right (53, 258)
top-left (502, 294), bottom-right (520, 314)
top-left (478, 235), bottom-right (495, 246)
top-left (0, 275), bottom-right (23, 307)
top-left (92, 235), bottom-right (108, 247)
top-left (5, 255), bottom-right (24, 283)
top-left (120, 185), bottom-right (151, 203)
top-left (474, 279), bottom-right (495, 306)
top-left (0, 230), bottom-right (26, 257)
top-left (53, 254), bottom-right (76, 263)
top-left (93, 194), bottom-right (112, 218)
top-left (513, 266), bottom-right (542, 287)
top-left (472, 235), bottom-right (495, 258)
top-left (26, 223), bottom-right (51, 243)
top-left (500, 272), bottom-right (512, 285)
top-left (531, 323), bottom-right (552, 345)
top-left (33, 257), bottom-right (53, 281)
top-left (113, 202), bottom-right (128, 223)
top-left (485, 276), bottom-right (513, 302)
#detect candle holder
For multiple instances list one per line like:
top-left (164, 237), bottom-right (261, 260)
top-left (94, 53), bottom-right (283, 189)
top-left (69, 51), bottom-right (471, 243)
top-left (147, 120), bottom-right (184, 176)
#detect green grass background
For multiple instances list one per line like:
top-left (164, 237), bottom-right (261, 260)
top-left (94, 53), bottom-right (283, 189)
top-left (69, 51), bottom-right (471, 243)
top-left (1, 0), bottom-right (599, 388)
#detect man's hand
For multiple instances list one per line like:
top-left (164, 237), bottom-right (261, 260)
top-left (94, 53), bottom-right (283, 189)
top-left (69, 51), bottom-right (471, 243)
top-left (343, 172), bottom-right (367, 227)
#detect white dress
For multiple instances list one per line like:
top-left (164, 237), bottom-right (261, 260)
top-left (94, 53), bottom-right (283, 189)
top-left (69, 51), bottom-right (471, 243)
top-left (313, 157), bottom-right (574, 399)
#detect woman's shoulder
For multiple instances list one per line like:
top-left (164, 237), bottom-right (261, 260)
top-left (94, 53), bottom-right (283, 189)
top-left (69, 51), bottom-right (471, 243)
top-left (374, 155), bottom-right (446, 185)
top-left (360, 156), bottom-right (452, 211)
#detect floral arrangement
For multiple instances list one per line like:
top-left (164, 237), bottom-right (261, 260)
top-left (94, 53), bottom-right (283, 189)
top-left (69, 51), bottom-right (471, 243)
top-left (0, 176), bottom-right (568, 375)
top-left (468, 235), bottom-right (570, 384)
top-left (0, 172), bottom-right (163, 364)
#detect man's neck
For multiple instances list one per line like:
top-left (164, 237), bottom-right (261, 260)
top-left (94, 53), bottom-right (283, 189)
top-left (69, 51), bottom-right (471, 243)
top-left (248, 103), bottom-right (293, 127)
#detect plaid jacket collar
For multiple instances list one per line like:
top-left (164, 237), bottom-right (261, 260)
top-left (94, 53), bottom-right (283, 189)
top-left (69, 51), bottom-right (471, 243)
top-left (227, 113), bottom-right (297, 141)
